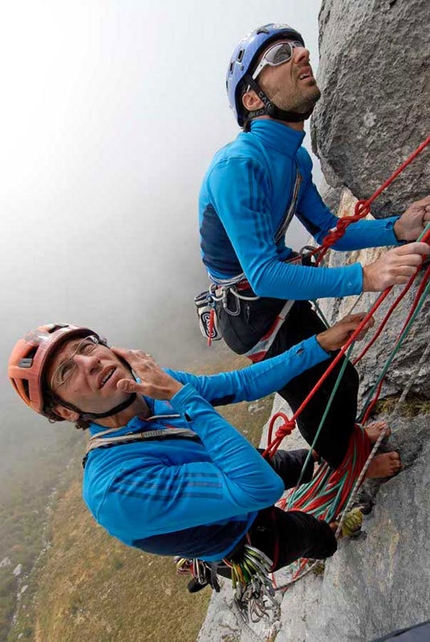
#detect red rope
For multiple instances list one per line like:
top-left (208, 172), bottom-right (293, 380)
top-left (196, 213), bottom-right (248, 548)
top-left (353, 250), bottom-right (430, 365)
top-left (263, 412), bottom-right (296, 459)
top-left (207, 308), bottom-right (215, 347)
top-left (298, 136), bottom-right (430, 265)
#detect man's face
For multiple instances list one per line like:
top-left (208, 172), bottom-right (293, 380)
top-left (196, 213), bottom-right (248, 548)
top-left (256, 40), bottom-right (321, 115)
top-left (46, 335), bottom-right (133, 415)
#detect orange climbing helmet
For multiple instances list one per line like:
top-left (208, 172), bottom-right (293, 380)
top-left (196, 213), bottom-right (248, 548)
top-left (8, 324), bottom-right (97, 418)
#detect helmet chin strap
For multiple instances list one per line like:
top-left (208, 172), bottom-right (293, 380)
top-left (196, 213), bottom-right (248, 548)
top-left (53, 392), bottom-right (137, 422)
top-left (244, 74), bottom-right (313, 124)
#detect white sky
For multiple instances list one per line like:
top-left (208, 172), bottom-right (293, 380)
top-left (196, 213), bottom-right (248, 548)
top-left (0, 0), bottom-right (322, 405)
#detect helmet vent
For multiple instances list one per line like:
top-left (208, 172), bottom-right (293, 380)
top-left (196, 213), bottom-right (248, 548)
top-left (19, 346), bottom-right (38, 368)
top-left (22, 378), bottom-right (30, 400)
top-left (237, 49), bottom-right (244, 63)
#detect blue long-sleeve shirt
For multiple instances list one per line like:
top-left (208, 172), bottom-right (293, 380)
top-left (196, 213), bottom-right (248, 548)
top-left (199, 120), bottom-right (401, 300)
top-left (83, 335), bottom-right (329, 561)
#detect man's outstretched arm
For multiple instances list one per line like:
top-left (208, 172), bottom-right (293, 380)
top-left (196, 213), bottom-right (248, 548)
top-left (156, 314), bottom-right (372, 406)
top-left (207, 158), bottom-right (429, 299)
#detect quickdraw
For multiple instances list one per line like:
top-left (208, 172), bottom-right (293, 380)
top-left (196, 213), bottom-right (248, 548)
top-left (175, 544), bottom-right (280, 625)
top-left (227, 545), bottom-right (280, 625)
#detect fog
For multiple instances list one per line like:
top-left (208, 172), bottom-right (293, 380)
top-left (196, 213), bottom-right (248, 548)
top-left (0, 0), bottom-right (322, 465)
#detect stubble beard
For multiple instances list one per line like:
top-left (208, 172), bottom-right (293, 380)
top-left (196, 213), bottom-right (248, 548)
top-left (263, 80), bottom-right (321, 116)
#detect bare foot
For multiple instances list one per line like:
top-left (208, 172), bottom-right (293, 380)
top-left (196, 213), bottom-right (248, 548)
top-left (366, 452), bottom-right (401, 478)
top-left (365, 421), bottom-right (391, 444)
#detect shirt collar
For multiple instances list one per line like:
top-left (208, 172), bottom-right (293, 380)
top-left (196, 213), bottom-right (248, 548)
top-left (248, 119), bottom-right (305, 156)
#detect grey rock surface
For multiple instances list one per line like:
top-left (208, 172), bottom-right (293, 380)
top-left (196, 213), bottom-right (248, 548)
top-left (281, 414), bottom-right (430, 642)
top-left (311, 0), bottom-right (430, 218)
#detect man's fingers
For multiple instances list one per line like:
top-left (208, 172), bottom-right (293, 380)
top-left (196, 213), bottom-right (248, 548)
top-left (393, 241), bottom-right (429, 257)
top-left (117, 378), bottom-right (141, 393)
top-left (414, 195), bottom-right (430, 207)
top-left (111, 346), bottom-right (154, 363)
top-left (340, 312), bottom-right (373, 329)
top-left (407, 195), bottom-right (430, 211)
top-left (111, 346), bottom-right (127, 355)
top-left (111, 346), bottom-right (139, 360)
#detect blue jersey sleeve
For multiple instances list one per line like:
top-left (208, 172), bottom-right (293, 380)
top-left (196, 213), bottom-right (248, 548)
top-left (164, 335), bottom-right (330, 406)
top-left (97, 385), bottom-right (285, 539)
top-left (296, 157), bottom-right (401, 251)
top-left (207, 155), bottom-right (401, 300)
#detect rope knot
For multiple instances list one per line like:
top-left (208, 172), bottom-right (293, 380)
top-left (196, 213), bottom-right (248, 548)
top-left (354, 199), bottom-right (371, 220)
top-left (321, 221), bottom-right (348, 247)
top-left (269, 412), bottom-right (296, 439)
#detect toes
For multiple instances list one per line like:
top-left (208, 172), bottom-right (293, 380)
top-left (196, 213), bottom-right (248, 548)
top-left (365, 451), bottom-right (402, 478)
top-left (365, 421), bottom-right (391, 437)
top-left (388, 451), bottom-right (401, 462)
top-left (375, 421), bottom-right (390, 435)
top-left (369, 421), bottom-right (386, 429)
top-left (387, 452), bottom-right (401, 471)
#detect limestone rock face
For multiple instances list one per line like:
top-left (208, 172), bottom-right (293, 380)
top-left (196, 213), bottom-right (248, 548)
top-left (311, 0), bottom-right (430, 218)
top-left (273, 414), bottom-right (430, 642)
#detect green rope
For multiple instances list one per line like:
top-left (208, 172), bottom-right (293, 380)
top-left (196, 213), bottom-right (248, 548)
top-left (312, 300), bottom-right (330, 328)
top-left (287, 343), bottom-right (354, 501)
top-left (358, 274), bottom-right (430, 421)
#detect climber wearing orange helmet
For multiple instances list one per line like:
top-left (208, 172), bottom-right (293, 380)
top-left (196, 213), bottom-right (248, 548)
top-left (8, 315), bottom-right (398, 584)
top-left (8, 324), bottom-right (137, 428)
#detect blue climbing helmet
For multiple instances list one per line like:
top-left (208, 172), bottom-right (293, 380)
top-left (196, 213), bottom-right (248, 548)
top-left (226, 23), bottom-right (306, 127)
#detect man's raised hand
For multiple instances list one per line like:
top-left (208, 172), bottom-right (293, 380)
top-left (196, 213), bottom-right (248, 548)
top-left (394, 195), bottom-right (430, 241)
top-left (112, 348), bottom-right (183, 400)
top-left (316, 313), bottom-right (374, 352)
top-left (362, 242), bottom-right (429, 292)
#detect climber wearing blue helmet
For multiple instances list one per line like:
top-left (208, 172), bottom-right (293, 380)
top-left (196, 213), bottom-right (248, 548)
top-left (198, 23), bottom-right (430, 466)
top-left (226, 23), bottom-right (317, 127)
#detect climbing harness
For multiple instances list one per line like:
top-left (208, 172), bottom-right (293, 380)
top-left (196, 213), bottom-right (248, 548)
top-left (194, 280), bottom-right (260, 344)
top-left (175, 558), bottom-right (222, 592)
top-left (196, 166), bottom-right (303, 349)
top-left (197, 250), bottom-right (307, 353)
